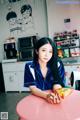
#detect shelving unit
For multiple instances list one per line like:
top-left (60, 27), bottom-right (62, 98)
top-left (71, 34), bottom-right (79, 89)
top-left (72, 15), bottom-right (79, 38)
top-left (53, 30), bottom-right (80, 59)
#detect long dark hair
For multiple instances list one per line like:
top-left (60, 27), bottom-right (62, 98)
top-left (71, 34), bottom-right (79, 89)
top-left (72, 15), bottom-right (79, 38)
top-left (33, 37), bottom-right (65, 87)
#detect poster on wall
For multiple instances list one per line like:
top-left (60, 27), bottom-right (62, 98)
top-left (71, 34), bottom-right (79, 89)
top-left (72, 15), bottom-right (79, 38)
top-left (4, 0), bottom-right (47, 39)
top-left (6, 3), bottom-right (35, 37)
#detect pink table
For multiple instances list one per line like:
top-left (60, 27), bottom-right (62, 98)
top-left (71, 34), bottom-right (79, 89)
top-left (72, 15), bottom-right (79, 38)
top-left (16, 90), bottom-right (80, 120)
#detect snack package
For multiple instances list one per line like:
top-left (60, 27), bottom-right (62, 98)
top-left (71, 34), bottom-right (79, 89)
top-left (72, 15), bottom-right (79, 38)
top-left (55, 88), bottom-right (73, 99)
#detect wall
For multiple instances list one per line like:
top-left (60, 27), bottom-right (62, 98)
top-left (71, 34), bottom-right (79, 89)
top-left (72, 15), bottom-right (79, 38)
top-left (0, 0), bottom-right (48, 61)
top-left (1, 0), bottom-right (80, 61)
top-left (46, 0), bottom-right (80, 39)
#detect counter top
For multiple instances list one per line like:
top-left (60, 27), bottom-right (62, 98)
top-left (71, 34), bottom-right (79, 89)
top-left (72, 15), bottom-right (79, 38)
top-left (2, 59), bottom-right (17, 63)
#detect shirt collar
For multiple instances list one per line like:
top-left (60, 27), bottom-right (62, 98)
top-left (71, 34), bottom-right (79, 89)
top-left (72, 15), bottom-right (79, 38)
top-left (31, 61), bottom-right (51, 75)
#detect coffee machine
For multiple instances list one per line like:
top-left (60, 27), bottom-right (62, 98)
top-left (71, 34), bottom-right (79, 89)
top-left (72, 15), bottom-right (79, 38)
top-left (4, 37), bottom-right (17, 59)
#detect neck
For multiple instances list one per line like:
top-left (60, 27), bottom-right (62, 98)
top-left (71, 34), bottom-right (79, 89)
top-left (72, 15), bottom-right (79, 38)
top-left (38, 60), bottom-right (47, 69)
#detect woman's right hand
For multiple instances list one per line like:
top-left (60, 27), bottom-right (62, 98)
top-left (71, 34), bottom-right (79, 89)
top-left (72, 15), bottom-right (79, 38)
top-left (46, 92), bottom-right (61, 104)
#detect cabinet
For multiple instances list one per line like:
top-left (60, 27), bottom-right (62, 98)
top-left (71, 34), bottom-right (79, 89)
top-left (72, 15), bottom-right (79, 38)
top-left (3, 72), bottom-right (19, 91)
top-left (2, 61), bottom-right (30, 92)
top-left (54, 30), bottom-right (80, 58)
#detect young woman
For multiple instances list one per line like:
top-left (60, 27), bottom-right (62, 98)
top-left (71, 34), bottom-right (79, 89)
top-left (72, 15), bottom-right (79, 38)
top-left (24, 37), bottom-right (66, 104)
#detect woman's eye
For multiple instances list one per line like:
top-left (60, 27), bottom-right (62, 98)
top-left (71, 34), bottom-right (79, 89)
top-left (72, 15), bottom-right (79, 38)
top-left (49, 51), bottom-right (53, 53)
top-left (42, 49), bottom-right (46, 52)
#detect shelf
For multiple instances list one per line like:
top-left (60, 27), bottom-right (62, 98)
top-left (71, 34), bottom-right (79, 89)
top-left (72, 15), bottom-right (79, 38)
top-left (62, 46), bottom-right (80, 49)
top-left (53, 30), bottom-right (80, 59)
top-left (62, 56), bottom-right (80, 64)
top-left (54, 36), bottom-right (79, 42)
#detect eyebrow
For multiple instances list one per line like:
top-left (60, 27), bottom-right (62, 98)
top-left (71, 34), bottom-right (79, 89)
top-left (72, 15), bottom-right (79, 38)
top-left (42, 47), bottom-right (52, 49)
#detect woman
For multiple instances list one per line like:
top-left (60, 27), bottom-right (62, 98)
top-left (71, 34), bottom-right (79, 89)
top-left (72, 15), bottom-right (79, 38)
top-left (24, 37), bottom-right (66, 104)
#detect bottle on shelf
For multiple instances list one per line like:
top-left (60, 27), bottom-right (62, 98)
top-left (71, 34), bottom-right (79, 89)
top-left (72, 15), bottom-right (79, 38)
top-left (57, 46), bottom-right (63, 58)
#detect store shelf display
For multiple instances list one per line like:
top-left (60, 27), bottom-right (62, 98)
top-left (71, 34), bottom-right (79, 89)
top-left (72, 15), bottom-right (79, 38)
top-left (53, 30), bottom-right (80, 59)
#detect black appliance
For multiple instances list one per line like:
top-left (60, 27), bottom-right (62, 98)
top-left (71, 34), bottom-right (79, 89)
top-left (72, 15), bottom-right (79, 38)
top-left (70, 71), bottom-right (80, 90)
top-left (0, 63), bottom-right (5, 92)
top-left (4, 42), bottom-right (17, 59)
top-left (18, 36), bottom-right (37, 61)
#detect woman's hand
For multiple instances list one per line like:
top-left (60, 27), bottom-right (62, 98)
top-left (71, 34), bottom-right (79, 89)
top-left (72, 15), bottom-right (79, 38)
top-left (53, 84), bottom-right (62, 90)
top-left (46, 92), bottom-right (61, 104)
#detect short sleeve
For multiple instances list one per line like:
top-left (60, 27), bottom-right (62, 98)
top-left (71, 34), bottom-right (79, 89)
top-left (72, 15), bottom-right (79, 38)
top-left (24, 63), bottom-right (36, 87)
top-left (58, 61), bottom-right (66, 87)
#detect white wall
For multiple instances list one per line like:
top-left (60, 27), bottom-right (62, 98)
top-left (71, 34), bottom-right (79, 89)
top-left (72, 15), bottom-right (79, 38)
top-left (0, 0), bottom-right (48, 61)
top-left (1, 0), bottom-right (80, 61)
top-left (46, 0), bottom-right (80, 39)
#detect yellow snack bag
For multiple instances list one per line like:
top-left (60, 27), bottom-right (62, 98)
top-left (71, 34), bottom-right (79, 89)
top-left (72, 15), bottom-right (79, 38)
top-left (56, 88), bottom-right (73, 99)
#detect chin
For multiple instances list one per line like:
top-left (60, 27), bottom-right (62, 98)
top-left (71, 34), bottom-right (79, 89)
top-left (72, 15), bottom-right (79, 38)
top-left (42, 60), bottom-right (49, 63)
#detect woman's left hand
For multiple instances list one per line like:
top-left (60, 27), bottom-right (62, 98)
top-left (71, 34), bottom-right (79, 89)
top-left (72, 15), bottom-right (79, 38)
top-left (46, 92), bottom-right (61, 104)
top-left (52, 91), bottom-right (61, 104)
top-left (51, 92), bottom-right (61, 104)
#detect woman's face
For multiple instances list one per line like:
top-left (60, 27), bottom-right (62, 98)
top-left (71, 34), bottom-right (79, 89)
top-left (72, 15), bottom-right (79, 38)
top-left (37, 43), bottom-right (53, 63)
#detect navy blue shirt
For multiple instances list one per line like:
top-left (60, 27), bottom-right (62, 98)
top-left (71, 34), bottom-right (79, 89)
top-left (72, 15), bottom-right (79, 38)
top-left (24, 61), bottom-right (66, 90)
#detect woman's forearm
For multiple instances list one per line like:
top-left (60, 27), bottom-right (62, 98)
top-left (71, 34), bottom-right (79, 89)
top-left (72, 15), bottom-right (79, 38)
top-left (29, 85), bottom-right (62, 104)
top-left (29, 86), bottom-right (48, 99)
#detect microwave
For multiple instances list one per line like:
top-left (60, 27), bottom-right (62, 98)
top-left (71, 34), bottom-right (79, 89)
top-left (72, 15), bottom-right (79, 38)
top-left (18, 36), bottom-right (36, 61)
top-left (18, 48), bottom-right (34, 61)
top-left (18, 36), bottom-right (36, 50)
